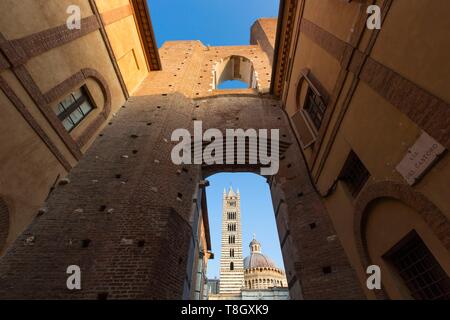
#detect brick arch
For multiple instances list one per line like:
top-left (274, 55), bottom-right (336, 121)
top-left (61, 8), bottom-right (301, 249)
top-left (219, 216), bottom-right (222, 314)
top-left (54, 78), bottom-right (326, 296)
top-left (0, 93), bottom-right (364, 299)
top-left (44, 68), bottom-right (112, 148)
top-left (0, 197), bottom-right (10, 251)
top-left (212, 55), bottom-right (258, 89)
top-left (353, 180), bottom-right (450, 298)
top-left (355, 181), bottom-right (450, 262)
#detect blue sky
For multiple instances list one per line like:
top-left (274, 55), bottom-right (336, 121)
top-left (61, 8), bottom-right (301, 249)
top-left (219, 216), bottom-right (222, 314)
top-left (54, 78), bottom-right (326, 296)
top-left (147, 0), bottom-right (279, 47)
top-left (146, 0), bottom-right (283, 279)
top-left (205, 173), bottom-right (284, 279)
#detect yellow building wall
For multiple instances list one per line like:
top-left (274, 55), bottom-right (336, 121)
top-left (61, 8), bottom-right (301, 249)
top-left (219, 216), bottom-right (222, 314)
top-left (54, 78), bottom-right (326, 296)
top-left (96, 0), bottom-right (150, 93)
top-left (281, 0), bottom-right (450, 299)
top-left (0, 0), bottom-right (155, 253)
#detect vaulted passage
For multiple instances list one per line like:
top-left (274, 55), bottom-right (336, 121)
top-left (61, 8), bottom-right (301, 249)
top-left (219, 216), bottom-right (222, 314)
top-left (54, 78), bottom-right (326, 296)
top-left (0, 87), bottom-right (364, 299)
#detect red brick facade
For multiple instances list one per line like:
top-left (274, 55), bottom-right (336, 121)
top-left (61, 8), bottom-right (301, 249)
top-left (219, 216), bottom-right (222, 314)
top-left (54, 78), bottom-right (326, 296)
top-left (0, 91), bottom-right (364, 299)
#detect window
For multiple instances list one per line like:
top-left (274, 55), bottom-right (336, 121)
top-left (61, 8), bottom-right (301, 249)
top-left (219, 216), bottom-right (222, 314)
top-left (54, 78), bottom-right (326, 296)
top-left (384, 231), bottom-right (450, 300)
top-left (52, 86), bottom-right (94, 132)
top-left (304, 86), bottom-right (327, 130)
top-left (230, 262), bottom-right (234, 271)
top-left (229, 201), bottom-right (236, 207)
top-left (228, 235), bottom-right (235, 244)
top-left (227, 212), bottom-right (236, 220)
top-left (339, 150), bottom-right (370, 197)
top-left (230, 249), bottom-right (234, 257)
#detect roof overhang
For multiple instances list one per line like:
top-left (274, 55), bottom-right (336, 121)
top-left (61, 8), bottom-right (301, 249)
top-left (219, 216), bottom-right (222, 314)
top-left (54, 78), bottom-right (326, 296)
top-left (130, 0), bottom-right (162, 71)
top-left (270, 0), bottom-right (297, 97)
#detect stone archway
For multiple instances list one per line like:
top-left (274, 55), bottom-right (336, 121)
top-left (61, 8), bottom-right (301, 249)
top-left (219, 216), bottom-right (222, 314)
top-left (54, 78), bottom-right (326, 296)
top-left (353, 181), bottom-right (450, 299)
top-left (213, 56), bottom-right (257, 89)
top-left (0, 92), bottom-right (364, 299)
top-left (354, 181), bottom-right (450, 264)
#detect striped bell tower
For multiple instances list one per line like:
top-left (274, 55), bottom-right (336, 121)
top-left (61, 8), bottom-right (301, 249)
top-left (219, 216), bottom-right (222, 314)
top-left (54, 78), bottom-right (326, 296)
top-left (219, 186), bottom-right (244, 294)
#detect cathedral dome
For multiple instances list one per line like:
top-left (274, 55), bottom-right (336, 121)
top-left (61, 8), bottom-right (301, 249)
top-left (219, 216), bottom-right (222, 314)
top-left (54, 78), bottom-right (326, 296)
top-left (243, 237), bottom-right (288, 290)
top-left (244, 236), bottom-right (278, 270)
top-left (244, 252), bottom-right (277, 269)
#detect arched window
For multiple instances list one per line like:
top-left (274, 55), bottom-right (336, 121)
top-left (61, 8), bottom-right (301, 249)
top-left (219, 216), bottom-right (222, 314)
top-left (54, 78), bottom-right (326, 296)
top-left (230, 262), bottom-right (234, 271)
top-left (293, 68), bottom-right (329, 147)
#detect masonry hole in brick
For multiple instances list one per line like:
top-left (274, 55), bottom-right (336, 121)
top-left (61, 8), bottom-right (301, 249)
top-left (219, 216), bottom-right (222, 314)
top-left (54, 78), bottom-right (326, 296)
top-left (99, 205), bottom-right (106, 212)
top-left (309, 222), bottom-right (317, 230)
top-left (322, 266), bottom-right (332, 274)
top-left (138, 240), bottom-right (145, 247)
top-left (81, 239), bottom-right (91, 248)
top-left (97, 292), bottom-right (108, 300)
top-left (132, 150), bottom-right (138, 154)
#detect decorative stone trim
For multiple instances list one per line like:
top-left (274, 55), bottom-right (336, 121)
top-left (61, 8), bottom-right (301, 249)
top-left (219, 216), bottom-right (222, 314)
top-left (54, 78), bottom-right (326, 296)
top-left (0, 75), bottom-right (72, 171)
top-left (6, 16), bottom-right (99, 66)
top-left (353, 180), bottom-right (450, 299)
top-left (354, 181), bottom-right (450, 256)
top-left (101, 4), bottom-right (133, 26)
top-left (12, 65), bottom-right (83, 160)
top-left (130, 0), bottom-right (162, 71)
top-left (360, 57), bottom-right (450, 149)
top-left (44, 68), bottom-right (112, 148)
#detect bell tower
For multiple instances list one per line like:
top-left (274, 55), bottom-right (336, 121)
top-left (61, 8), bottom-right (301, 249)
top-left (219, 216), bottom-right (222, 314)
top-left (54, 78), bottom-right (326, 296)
top-left (219, 187), bottom-right (244, 294)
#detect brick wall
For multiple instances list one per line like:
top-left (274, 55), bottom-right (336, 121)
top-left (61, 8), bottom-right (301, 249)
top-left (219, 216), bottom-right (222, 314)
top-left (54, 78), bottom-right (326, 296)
top-left (0, 199), bottom-right (9, 252)
top-left (0, 40), bottom-right (364, 299)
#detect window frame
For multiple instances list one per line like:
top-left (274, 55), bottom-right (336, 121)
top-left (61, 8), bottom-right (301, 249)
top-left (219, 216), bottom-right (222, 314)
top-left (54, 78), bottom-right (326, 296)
top-left (54, 85), bottom-right (95, 133)
top-left (303, 85), bottom-right (328, 131)
top-left (339, 150), bottom-right (370, 197)
top-left (383, 230), bottom-right (450, 300)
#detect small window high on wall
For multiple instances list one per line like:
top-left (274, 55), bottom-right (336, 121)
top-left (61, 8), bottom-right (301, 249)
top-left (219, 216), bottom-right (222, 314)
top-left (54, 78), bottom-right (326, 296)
top-left (52, 86), bottom-right (94, 132)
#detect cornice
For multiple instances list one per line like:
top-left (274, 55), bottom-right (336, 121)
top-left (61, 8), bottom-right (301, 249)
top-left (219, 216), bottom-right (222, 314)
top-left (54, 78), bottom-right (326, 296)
top-left (130, 0), bottom-right (162, 71)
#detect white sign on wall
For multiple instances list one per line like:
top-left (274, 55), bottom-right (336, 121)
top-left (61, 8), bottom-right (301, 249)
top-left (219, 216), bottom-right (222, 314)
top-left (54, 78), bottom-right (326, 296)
top-left (396, 131), bottom-right (446, 185)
